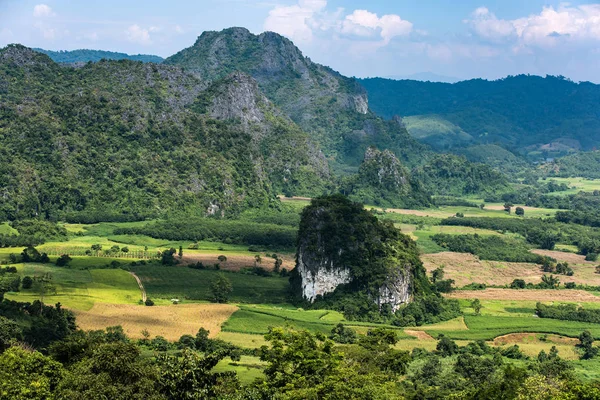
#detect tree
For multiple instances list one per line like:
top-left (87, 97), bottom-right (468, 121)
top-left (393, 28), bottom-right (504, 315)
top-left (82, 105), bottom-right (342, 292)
top-left (0, 346), bottom-right (64, 400)
top-left (121, 247), bottom-right (129, 253)
top-left (56, 254), bottom-right (72, 267)
top-left (515, 207), bottom-right (525, 216)
top-left (217, 255), bottom-right (227, 263)
top-left (254, 254), bottom-right (262, 267)
top-left (436, 334), bottom-right (459, 357)
top-left (273, 257), bottom-right (283, 273)
top-left (0, 316), bottom-right (23, 352)
top-left (479, 203), bottom-right (485, 210)
top-left (210, 274), bottom-right (232, 303)
top-left (578, 330), bottom-right (598, 360)
top-left (161, 248), bottom-right (177, 266)
top-left (329, 323), bottom-right (358, 344)
top-left (178, 246), bottom-right (183, 259)
top-left (91, 244), bottom-right (102, 254)
top-left (431, 266), bottom-right (445, 283)
top-left (32, 273), bottom-right (56, 305)
top-left (504, 202), bottom-right (513, 214)
top-left (510, 279), bottom-right (526, 289)
top-left (471, 298), bottom-right (482, 315)
top-left (22, 275), bottom-right (33, 289)
top-left (541, 274), bottom-right (560, 289)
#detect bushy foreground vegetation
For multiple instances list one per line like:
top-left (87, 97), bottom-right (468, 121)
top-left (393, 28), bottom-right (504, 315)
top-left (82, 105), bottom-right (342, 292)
top-left (1, 299), bottom-right (600, 399)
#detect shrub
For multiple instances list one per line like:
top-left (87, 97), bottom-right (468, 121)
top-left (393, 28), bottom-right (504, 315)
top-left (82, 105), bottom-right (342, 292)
top-left (21, 276), bottom-right (33, 289)
top-left (55, 254), bottom-right (72, 267)
top-left (145, 298), bottom-right (155, 306)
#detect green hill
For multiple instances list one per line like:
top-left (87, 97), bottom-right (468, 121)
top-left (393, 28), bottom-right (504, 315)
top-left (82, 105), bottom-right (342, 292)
top-left (164, 27), bottom-right (429, 169)
top-left (360, 76), bottom-right (600, 160)
top-left (0, 44), bottom-right (328, 220)
top-left (34, 48), bottom-right (164, 64)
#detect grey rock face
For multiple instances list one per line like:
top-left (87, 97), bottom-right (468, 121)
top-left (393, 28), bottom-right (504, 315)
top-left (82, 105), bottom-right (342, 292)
top-left (297, 249), bottom-right (352, 302)
top-left (377, 267), bottom-right (412, 312)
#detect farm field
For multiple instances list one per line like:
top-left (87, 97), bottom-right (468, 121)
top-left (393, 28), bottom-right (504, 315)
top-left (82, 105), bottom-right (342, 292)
top-left (75, 303), bottom-right (238, 341)
top-left (540, 177), bottom-right (600, 196)
top-left (423, 251), bottom-right (600, 287)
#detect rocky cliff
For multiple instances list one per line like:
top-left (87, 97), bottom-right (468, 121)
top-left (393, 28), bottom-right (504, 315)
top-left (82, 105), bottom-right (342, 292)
top-left (292, 195), bottom-right (425, 312)
top-left (165, 27), bottom-right (428, 168)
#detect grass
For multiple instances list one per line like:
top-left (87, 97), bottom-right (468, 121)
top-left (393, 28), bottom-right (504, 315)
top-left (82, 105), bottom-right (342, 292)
top-left (130, 265), bottom-right (290, 304)
top-left (540, 177), bottom-right (600, 196)
top-left (0, 222), bottom-right (18, 235)
top-left (5, 263), bottom-right (140, 311)
top-left (214, 355), bottom-right (265, 385)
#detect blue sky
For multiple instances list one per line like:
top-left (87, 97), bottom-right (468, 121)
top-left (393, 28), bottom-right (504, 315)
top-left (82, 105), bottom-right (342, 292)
top-left (1, 0), bottom-right (599, 82)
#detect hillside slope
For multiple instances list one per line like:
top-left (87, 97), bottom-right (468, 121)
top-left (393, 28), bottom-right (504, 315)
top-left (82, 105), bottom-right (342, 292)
top-left (34, 48), bottom-right (164, 64)
top-left (0, 44), bottom-right (328, 220)
top-left (165, 27), bottom-right (429, 168)
top-left (360, 76), bottom-right (600, 158)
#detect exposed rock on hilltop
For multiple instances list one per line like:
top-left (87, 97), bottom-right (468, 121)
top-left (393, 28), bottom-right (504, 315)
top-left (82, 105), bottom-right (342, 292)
top-left (165, 27), bottom-right (428, 167)
top-left (342, 147), bottom-right (431, 208)
top-left (0, 44), bottom-right (329, 219)
top-left (292, 195), bottom-right (431, 312)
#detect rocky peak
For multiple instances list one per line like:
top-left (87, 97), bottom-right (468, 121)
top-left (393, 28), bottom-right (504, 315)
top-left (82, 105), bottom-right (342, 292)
top-left (0, 44), bottom-right (53, 68)
top-left (362, 147), bottom-right (409, 190)
top-left (293, 195), bottom-right (418, 312)
top-left (206, 72), bottom-right (269, 128)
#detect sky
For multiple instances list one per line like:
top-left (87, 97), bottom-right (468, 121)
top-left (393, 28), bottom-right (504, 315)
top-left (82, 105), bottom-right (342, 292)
top-left (1, 0), bottom-right (600, 82)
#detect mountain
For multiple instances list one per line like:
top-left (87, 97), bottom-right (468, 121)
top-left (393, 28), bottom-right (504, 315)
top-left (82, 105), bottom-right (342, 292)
top-left (33, 48), bottom-right (164, 64)
top-left (383, 72), bottom-right (459, 83)
top-left (342, 147), bottom-right (431, 208)
top-left (164, 27), bottom-right (429, 169)
top-left (0, 44), bottom-right (328, 220)
top-left (359, 75), bottom-right (600, 160)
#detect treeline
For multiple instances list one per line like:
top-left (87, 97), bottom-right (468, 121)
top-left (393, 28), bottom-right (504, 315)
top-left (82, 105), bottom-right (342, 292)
top-left (0, 220), bottom-right (67, 248)
top-left (115, 218), bottom-right (297, 249)
top-left (431, 234), bottom-right (546, 263)
top-left (61, 211), bottom-right (152, 224)
top-left (536, 303), bottom-right (600, 324)
top-left (441, 216), bottom-right (600, 253)
top-left (556, 210), bottom-right (600, 228)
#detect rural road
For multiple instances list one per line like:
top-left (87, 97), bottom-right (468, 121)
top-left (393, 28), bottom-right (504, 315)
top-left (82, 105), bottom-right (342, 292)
top-left (129, 272), bottom-right (147, 302)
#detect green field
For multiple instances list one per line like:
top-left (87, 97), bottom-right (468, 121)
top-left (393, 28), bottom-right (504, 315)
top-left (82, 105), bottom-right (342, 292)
top-left (130, 265), bottom-right (289, 304)
top-left (5, 263), bottom-right (140, 310)
top-left (540, 177), bottom-right (600, 196)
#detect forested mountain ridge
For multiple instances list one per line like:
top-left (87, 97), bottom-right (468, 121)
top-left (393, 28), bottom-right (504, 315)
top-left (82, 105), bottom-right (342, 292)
top-left (34, 48), bottom-right (164, 64)
top-left (0, 44), bottom-right (328, 220)
top-left (165, 27), bottom-right (430, 169)
top-left (360, 75), bottom-right (600, 158)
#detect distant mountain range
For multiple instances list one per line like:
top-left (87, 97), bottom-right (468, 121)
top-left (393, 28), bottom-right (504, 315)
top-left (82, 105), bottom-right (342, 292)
top-left (33, 48), bottom-right (164, 64)
top-left (381, 72), bottom-right (459, 83)
top-left (359, 76), bottom-right (600, 160)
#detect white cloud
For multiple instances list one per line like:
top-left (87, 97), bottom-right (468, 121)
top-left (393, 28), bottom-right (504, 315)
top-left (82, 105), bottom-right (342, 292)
top-left (467, 4), bottom-right (600, 48)
top-left (33, 4), bottom-right (55, 18)
top-left (264, 0), bottom-right (411, 45)
top-left (174, 25), bottom-right (184, 34)
top-left (125, 24), bottom-right (153, 45)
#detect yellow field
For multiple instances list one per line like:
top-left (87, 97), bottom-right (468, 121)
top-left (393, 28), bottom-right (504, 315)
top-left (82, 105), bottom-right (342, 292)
top-left (74, 303), bottom-right (238, 341)
top-left (447, 289), bottom-right (600, 302)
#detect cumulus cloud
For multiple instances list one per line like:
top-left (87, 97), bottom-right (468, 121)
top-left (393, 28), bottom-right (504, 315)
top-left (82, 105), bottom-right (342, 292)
top-left (125, 24), bottom-right (153, 45)
top-left (264, 0), bottom-right (411, 45)
top-left (467, 4), bottom-right (600, 48)
top-left (33, 4), bottom-right (55, 18)
top-left (342, 10), bottom-right (412, 43)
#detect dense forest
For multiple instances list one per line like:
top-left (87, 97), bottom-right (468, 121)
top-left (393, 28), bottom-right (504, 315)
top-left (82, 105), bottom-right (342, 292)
top-left (34, 48), bottom-right (164, 63)
top-left (360, 75), bottom-right (600, 159)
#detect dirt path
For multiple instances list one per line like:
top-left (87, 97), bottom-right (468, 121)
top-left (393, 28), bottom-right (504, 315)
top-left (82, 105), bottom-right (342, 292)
top-left (405, 330), bottom-right (435, 340)
top-left (130, 271), bottom-right (146, 302)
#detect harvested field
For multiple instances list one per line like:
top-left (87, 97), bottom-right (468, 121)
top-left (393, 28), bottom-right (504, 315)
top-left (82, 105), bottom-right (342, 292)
top-left (447, 289), bottom-right (600, 303)
top-left (180, 253), bottom-right (295, 272)
top-left (532, 249), bottom-right (594, 265)
top-left (74, 303), bottom-right (238, 341)
top-left (423, 251), bottom-right (600, 286)
top-left (405, 330), bottom-right (435, 340)
top-left (423, 252), bottom-right (543, 286)
top-left (494, 333), bottom-right (579, 346)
